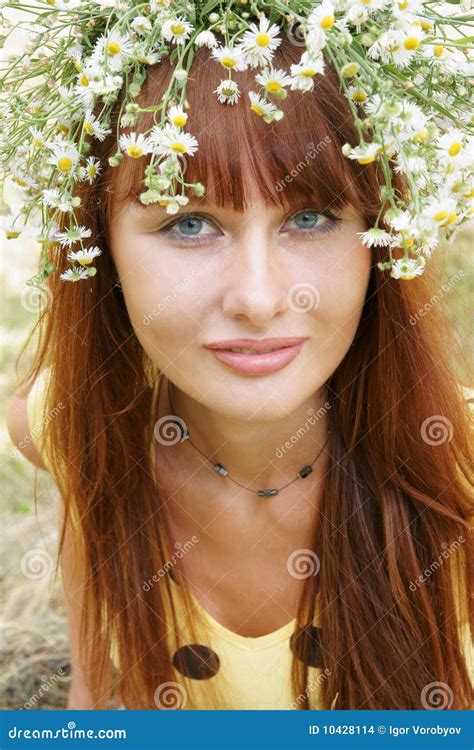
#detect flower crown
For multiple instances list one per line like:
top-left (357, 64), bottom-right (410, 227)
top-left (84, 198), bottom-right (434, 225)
top-left (1, 0), bottom-right (473, 288)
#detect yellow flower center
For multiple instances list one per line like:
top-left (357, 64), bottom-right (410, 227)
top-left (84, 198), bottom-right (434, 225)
top-left (388, 43), bottom-right (400, 52)
top-left (352, 90), bottom-right (367, 103)
top-left (88, 165), bottom-right (97, 177)
top-left (107, 41), bottom-right (121, 56)
top-left (433, 210), bottom-right (449, 222)
top-left (127, 146), bottom-right (143, 158)
top-left (434, 45), bottom-right (444, 58)
top-left (250, 102), bottom-right (265, 116)
top-left (357, 156), bottom-right (375, 164)
top-left (342, 63), bottom-right (359, 78)
top-left (6, 229), bottom-right (21, 238)
top-left (266, 81), bottom-right (282, 93)
top-left (33, 138), bottom-right (45, 149)
top-left (420, 21), bottom-right (432, 31)
top-left (78, 256), bottom-right (93, 266)
top-left (84, 120), bottom-right (94, 135)
top-left (221, 56), bottom-right (237, 68)
top-left (171, 143), bottom-right (186, 153)
top-left (442, 212), bottom-right (457, 226)
top-left (321, 15), bottom-right (334, 29)
top-left (80, 75), bottom-right (89, 86)
top-left (301, 68), bottom-right (317, 77)
top-left (172, 114), bottom-right (187, 127)
top-left (403, 37), bottom-right (420, 50)
top-left (57, 156), bottom-right (73, 173)
top-left (256, 32), bottom-right (271, 47)
top-left (171, 22), bottom-right (185, 35)
top-left (412, 129), bottom-right (428, 143)
top-left (398, 0), bottom-right (408, 9)
top-left (159, 199), bottom-right (170, 206)
top-left (14, 177), bottom-right (27, 186)
top-left (448, 142), bottom-right (462, 157)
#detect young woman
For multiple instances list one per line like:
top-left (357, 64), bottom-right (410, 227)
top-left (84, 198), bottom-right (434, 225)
top-left (7, 37), bottom-right (473, 711)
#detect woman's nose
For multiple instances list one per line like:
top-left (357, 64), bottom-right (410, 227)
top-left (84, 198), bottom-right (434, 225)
top-left (221, 229), bottom-right (290, 326)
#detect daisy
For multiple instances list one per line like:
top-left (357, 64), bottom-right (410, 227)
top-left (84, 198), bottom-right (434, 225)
top-left (93, 31), bottom-right (134, 72)
top-left (56, 225), bottom-right (92, 247)
top-left (343, 141), bottom-right (384, 164)
top-left (80, 156), bottom-right (102, 184)
top-left (214, 79), bottom-right (241, 105)
top-left (60, 266), bottom-right (91, 282)
top-left (255, 68), bottom-right (292, 97)
top-left (131, 16), bottom-right (152, 35)
top-left (157, 194), bottom-right (190, 214)
top-left (240, 15), bottom-right (281, 68)
top-left (2, 222), bottom-right (25, 239)
top-left (211, 45), bottom-right (248, 71)
top-left (42, 189), bottom-right (79, 213)
top-left (436, 129), bottom-right (467, 162)
top-left (357, 227), bottom-right (393, 248)
top-left (83, 112), bottom-right (112, 141)
top-left (67, 246), bottom-right (102, 265)
top-left (29, 126), bottom-right (49, 150)
top-left (149, 125), bottom-right (198, 157)
top-left (167, 105), bottom-right (188, 128)
top-left (390, 257), bottom-right (425, 280)
top-left (422, 196), bottom-right (459, 228)
top-left (119, 132), bottom-right (153, 158)
top-left (47, 140), bottom-right (79, 175)
top-left (195, 30), bottom-right (218, 48)
top-left (248, 92), bottom-right (283, 122)
top-left (161, 17), bottom-right (193, 45)
top-left (290, 52), bottom-right (325, 91)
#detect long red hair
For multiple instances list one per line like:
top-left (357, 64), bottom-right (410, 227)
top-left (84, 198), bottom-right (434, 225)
top-left (18, 39), bottom-right (473, 709)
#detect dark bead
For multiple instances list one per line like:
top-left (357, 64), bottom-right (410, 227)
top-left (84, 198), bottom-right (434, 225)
top-left (257, 488), bottom-right (279, 497)
top-left (299, 465), bottom-right (313, 479)
top-left (213, 463), bottom-right (228, 476)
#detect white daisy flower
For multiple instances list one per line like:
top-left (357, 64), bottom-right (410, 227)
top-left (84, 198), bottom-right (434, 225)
top-left (161, 17), bottom-right (193, 45)
top-left (78, 156), bottom-right (102, 184)
top-left (168, 105), bottom-right (188, 128)
top-left (357, 227), bottom-right (393, 248)
top-left (308, 1), bottom-right (336, 33)
top-left (343, 141), bottom-right (384, 164)
top-left (42, 189), bottom-right (80, 213)
top-left (92, 31), bottom-right (134, 72)
top-left (195, 30), bottom-right (218, 48)
top-left (119, 132), bottom-right (153, 158)
top-left (83, 112), bottom-right (112, 141)
top-left (422, 195), bottom-right (459, 228)
top-left (29, 126), bottom-right (49, 150)
top-left (150, 125), bottom-right (198, 157)
top-left (390, 257), bottom-right (426, 280)
top-left (56, 225), bottom-right (92, 247)
top-left (436, 128), bottom-right (466, 161)
top-left (240, 15), bottom-right (281, 68)
top-left (47, 141), bottom-right (79, 175)
top-left (214, 79), bottom-right (241, 105)
top-left (67, 246), bottom-right (102, 265)
top-left (255, 68), bottom-right (292, 96)
top-left (248, 92), bottom-right (283, 122)
top-left (60, 266), bottom-right (91, 282)
top-left (290, 52), bottom-right (325, 91)
top-left (2, 221), bottom-right (25, 239)
top-left (131, 16), bottom-right (152, 36)
top-left (156, 194), bottom-right (190, 214)
top-left (211, 45), bottom-right (248, 71)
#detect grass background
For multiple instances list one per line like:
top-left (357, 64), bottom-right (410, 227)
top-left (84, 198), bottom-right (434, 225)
top-left (1, 229), bottom-right (472, 709)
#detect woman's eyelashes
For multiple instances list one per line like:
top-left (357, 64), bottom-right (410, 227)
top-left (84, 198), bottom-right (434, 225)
top-left (157, 208), bottom-right (342, 246)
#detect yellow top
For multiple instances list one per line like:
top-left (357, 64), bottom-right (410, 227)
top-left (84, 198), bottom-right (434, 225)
top-left (26, 368), bottom-right (473, 710)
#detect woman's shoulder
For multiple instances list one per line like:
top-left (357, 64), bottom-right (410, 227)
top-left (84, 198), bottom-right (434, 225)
top-left (25, 365), bottom-right (54, 472)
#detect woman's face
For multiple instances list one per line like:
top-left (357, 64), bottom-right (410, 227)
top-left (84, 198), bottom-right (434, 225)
top-left (109, 180), bottom-right (372, 421)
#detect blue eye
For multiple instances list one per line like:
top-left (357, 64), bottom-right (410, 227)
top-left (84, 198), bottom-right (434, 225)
top-left (175, 216), bottom-right (204, 236)
top-left (293, 210), bottom-right (320, 229)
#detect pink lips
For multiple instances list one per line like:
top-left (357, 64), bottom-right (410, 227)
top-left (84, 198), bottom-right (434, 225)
top-left (204, 337), bottom-right (308, 375)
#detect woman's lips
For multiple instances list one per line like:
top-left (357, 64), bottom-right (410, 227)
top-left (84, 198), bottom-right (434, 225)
top-left (207, 343), bottom-right (305, 375)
